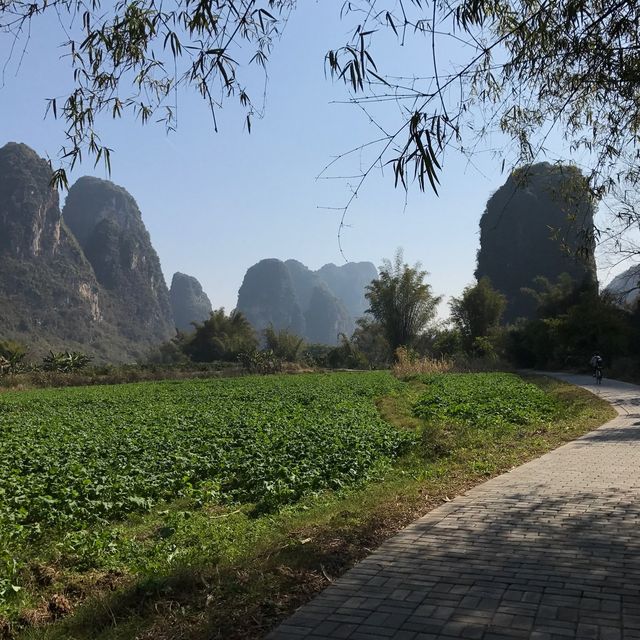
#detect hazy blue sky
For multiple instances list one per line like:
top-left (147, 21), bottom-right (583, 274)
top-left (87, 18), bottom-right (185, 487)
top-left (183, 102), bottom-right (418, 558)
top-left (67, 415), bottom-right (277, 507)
top-left (0, 2), bottom-right (623, 316)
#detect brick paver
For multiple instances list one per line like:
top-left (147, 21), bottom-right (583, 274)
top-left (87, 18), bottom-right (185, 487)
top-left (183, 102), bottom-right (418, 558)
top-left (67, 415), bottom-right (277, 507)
top-left (268, 374), bottom-right (640, 640)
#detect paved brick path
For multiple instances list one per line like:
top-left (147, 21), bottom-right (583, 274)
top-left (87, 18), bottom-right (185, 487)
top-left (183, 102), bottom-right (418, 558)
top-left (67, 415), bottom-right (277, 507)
top-left (268, 374), bottom-right (640, 640)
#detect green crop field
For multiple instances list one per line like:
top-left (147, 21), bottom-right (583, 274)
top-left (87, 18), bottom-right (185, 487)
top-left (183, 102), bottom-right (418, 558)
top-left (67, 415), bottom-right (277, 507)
top-left (0, 373), bottom-right (413, 608)
top-left (412, 372), bottom-right (559, 427)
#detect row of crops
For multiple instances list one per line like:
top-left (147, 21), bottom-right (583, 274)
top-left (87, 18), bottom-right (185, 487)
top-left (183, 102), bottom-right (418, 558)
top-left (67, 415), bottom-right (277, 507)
top-left (413, 372), bottom-right (559, 427)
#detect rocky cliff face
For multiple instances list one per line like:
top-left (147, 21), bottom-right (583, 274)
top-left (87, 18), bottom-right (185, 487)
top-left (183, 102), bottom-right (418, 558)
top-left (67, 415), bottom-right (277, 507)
top-left (0, 143), bottom-right (113, 357)
top-left (475, 163), bottom-right (598, 322)
top-left (605, 265), bottom-right (640, 307)
top-left (0, 143), bottom-right (63, 259)
top-left (304, 285), bottom-right (351, 344)
top-left (169, 272), bottom-right (213, 331)
top-left (0, 143), bottom-right (176, 360)
top-left (236, 258), bottom-right (376, 344)
top-left (63, 176), bottom-right (174, 344)
top-left (285, 260), bottom-right (322, 312)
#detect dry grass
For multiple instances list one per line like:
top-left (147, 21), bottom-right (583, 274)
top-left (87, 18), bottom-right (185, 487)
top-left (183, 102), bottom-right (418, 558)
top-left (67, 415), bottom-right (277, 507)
top-left (391, 346), bottom-right (512, 378)
top-left (392, 347), bottom-right (454, 377)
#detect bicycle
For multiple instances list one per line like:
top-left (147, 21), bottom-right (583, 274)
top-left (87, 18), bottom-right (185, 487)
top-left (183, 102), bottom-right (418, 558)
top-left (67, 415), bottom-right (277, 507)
top-left (595, 366), bottom-right (603, 385)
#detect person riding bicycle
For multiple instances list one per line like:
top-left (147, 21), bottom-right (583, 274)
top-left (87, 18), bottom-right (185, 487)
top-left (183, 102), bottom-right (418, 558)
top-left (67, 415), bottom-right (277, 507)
top-left (589, 352), bottom-right (604, 377)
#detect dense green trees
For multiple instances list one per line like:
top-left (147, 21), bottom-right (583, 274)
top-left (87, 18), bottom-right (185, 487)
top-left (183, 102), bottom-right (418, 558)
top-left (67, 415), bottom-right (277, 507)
top-left (182, 309), bottom-right (258, 363)
top-left (507, 276), bottom-right (632, 369)
top-left (450, 278), bottom-right (506, 356)
top-left (441, 272), bottom-right (638, 372)
top-left (365, 251), bottom-right (441, 355)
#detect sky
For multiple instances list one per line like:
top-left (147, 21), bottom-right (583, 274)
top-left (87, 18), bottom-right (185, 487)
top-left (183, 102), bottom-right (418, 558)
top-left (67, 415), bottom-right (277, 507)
top-left (0, 2), bottom-right (628, 318)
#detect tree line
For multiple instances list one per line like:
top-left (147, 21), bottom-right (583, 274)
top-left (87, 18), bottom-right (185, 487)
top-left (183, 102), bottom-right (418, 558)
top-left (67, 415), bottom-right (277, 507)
top-left (147, 248), bottom-right (637, 378)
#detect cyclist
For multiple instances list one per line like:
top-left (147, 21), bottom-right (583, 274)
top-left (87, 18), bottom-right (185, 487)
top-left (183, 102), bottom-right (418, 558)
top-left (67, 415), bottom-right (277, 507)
top-left (589, 352), bottom-right (604, 380)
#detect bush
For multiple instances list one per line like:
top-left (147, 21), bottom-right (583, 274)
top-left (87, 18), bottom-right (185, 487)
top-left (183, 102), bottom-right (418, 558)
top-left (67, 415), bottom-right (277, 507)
top-left (263, 326), bottom-right (304, 362)
top-left (42, 351), bottom-right (92, 373)
top-left (302, 344), bottom-right (332, 368)
top-left (183, 309), bottom-right (258, 363)
top-left (327, 334), bottom-right (368, 369)
top-left (0, 341), bottom-right (28, 375)
top-left (147, 338), bottom-right (190, 365)
top-left (238, 349), bottom-right (283, 374)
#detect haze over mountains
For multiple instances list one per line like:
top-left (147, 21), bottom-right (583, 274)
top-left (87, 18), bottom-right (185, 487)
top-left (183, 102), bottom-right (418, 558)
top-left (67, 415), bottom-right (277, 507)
top-left (236, 259), bottom-right (377, 345)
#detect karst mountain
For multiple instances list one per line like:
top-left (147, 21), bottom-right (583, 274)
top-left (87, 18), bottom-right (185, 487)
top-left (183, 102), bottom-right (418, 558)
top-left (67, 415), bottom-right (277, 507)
top-left (476, 162), bottom-right (598, 322)
top-left (236, 259), bottom-right (377, 344)
top-left (0, 142), bottom-right (211, 360)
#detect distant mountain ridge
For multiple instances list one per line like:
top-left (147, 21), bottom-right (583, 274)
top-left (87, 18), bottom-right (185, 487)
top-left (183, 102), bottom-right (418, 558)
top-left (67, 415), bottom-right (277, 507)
top-left (236, 258), bottom-right (377, 344)
top-left (0, 142), bottom-right (210, 361)
top-left (605, 265), bottom-right (640, 307)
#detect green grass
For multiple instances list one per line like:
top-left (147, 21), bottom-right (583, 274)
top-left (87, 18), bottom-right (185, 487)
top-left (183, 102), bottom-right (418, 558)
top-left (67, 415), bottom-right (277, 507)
top-left (0, 372), bottom-right (614, 640)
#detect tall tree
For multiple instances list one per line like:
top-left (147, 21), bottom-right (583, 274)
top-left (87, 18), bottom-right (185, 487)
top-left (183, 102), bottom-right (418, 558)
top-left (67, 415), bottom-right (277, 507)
top-left (365, 250), bottom-right (441, 354)
top-left (521, 273), bottom-right (588, 320)
top-left (449, 277), bottom-right (506, 353)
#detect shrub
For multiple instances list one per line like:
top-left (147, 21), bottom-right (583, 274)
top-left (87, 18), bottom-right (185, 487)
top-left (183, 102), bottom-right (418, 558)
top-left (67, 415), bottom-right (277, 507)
top-left (263, 326), bottom-right (304, 362)
top-left (327, 334), bottom-right (368, 369)
top-left (302, 344), bottom-right (332, 368)
top-left (0, 341), bottom-right (28, 375)
top-left (183, 309), bottom-right (258, 362)
top-left (42, 351), bottom-right (92, 373)
top-left (238, 349), bottom-right (283, 374)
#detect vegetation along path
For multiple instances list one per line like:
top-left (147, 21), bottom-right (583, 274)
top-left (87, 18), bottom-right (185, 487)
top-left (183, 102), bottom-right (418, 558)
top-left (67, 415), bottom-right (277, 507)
top-left (269, 374), bottom-right (640, 640)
